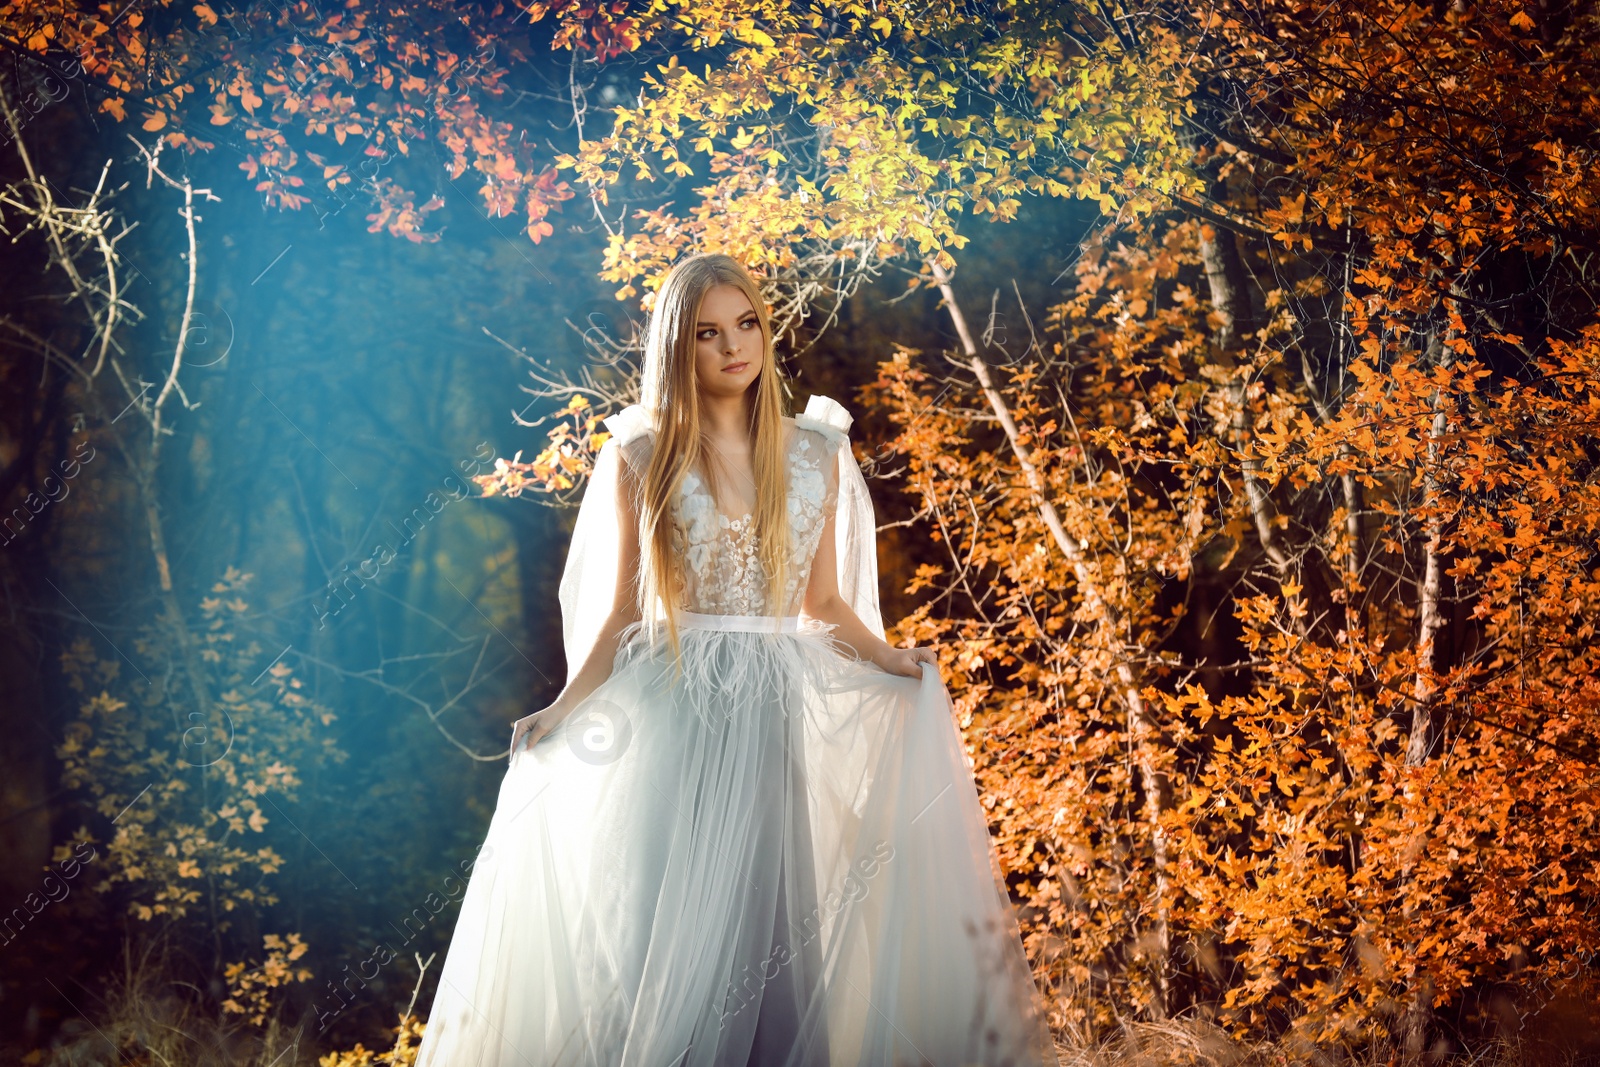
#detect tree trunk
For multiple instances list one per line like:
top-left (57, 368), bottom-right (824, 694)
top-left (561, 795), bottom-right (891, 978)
top-left (1407, 322), bottom-right (1453, 766)
top-left (1197, 222), bottom-right (1297, 575)
top-left (926, 256), bottom-right (1171, 1015)
top-left (1400, 317), bottom-right (1455, 1061)
top-left (1197, 221), bottom-right (1255, 355)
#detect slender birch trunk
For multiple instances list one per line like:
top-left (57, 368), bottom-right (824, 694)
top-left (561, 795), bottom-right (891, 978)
top-left (1407, 322), bottom-right (1453, 766)
top-left (1196, 222), bottom-right (1305, 617)
top-left (925, 256), bottom-right (1171, 1015)
top-left (1400, 317), bottom-right (1455, 1060)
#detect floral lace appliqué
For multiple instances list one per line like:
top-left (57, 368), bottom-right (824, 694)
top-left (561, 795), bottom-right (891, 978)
top-left (672, 429), bottom-right (835, 616)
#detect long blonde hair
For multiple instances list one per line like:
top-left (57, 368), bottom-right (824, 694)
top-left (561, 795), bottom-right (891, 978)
top-left (636, 253), bottom-right (789, 650)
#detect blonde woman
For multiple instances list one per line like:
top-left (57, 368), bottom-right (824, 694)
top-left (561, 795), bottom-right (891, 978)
top-left (415, 253), bottom-right (1058, 1066)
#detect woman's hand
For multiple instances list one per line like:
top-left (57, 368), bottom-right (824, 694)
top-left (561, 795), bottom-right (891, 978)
top-left (510, 703), bottom-right (571, 760)
top-left (874, 644), bottom-right (937, 679)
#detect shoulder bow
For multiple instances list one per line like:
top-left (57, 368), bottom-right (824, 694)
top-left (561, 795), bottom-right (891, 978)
top-left (602, 404), bottom-right (654, 448)
top-left (795, 394), bottom-right (853, 447)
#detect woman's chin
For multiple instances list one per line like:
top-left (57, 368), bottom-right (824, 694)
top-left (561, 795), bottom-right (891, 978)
top-left (697, 375), bottom-right (759, 401)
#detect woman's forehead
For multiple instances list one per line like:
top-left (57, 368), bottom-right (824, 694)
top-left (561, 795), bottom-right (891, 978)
top-left (696, 284), bottom-right (755, 321)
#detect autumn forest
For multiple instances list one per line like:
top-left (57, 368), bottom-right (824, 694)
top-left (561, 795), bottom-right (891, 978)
top-left (1, 0), bottom-right (1598, 1063)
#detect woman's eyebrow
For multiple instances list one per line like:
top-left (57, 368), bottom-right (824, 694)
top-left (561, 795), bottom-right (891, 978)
top-left (695, 313), bottom-right (756, 326)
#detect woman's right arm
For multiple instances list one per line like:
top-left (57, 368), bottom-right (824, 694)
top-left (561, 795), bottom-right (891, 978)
top-left (510, 451), bottom-right (644, 758)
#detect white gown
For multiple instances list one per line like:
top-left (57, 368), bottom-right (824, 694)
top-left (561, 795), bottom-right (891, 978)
top-left (414, 396), bottom-right (1058, 1067)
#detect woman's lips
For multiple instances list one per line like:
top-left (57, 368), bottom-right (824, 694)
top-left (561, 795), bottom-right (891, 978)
top-left (722, 361), bottom-right (749, 374)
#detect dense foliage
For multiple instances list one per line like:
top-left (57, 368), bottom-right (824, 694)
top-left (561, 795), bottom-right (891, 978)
top-left (862, 0), bottom-right (1600, 1049)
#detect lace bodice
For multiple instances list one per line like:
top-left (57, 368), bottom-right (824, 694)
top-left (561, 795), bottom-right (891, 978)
top-left (672, 428), bottom-right (837, 616)
top-left (607, 406), bottom-right (850, 619)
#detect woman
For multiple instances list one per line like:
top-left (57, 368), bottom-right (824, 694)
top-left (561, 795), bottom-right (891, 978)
top-left (414, 253), bottom-right (1058, 1067)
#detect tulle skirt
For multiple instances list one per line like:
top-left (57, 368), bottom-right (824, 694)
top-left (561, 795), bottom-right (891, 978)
top-left (414, 615), bottom-right (1058, 1067)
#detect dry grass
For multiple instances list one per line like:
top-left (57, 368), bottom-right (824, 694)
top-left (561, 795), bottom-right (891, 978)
top-left (24, 947), bottom-right (1598, 1067)
top-left (34, 938), bottom-right (310, 1067)
top-left (1052, 1018), bottom-right (1599, 1067)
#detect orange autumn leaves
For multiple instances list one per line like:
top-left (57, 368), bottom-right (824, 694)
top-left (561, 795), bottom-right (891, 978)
top-left (860, 0), bottom-right (1600, 1045)
top-left (866, 251), bottom-right (1600, 1044)
top-left (56, 569), bottom-right (340, 1025)
top-left (471, 395), bottom-right (611, 504)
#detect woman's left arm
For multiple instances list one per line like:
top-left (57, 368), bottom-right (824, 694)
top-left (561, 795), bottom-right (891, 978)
top-left (801, 492), bottom-right (935, 679)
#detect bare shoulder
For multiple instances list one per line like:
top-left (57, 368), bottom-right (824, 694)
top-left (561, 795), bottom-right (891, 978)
top-left (783, 413), bottom-right (837, 453)
top-left (780, 413), bottom-right (807, 446)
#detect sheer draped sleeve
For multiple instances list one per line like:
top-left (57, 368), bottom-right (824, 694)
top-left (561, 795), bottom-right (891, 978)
top-left (794, 394), bottom-right (885, 641)
top-left (556, 404), bottom-right (652, 685)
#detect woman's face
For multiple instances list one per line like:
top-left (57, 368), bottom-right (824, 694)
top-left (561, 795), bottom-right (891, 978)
top-left (692, 284), bottom-right (763, 403)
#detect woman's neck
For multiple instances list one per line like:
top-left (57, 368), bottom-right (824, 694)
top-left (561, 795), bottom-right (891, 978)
top-left (698, 390), bottom-right (752, 448)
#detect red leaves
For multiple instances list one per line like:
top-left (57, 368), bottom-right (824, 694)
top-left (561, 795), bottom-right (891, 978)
top-left (0, 0), bottom-right (580, 245)
top-left (524, 0), bottom-right (645, 62)
top-left (363, 180), bottom-right (444, 242)
top-left (523, 168), bottom-right (574, 244)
